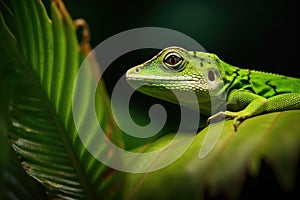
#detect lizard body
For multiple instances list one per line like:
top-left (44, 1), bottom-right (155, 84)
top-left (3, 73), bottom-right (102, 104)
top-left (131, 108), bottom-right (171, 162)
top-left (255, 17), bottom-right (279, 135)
top-left (126, 47), bottom-right (300, 131)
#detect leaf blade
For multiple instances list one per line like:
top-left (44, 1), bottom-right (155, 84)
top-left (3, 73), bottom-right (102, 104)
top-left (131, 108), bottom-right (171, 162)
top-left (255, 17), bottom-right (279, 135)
top-left (1, 0), bottom-right (124, 198)
top-left (125, 110), bottom-right (300, 199)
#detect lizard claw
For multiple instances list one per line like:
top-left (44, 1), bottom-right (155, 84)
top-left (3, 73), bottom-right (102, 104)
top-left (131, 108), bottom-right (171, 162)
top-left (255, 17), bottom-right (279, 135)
top-left (233, 118), bottom-right (239, 131)
top-left (206, 111), bottom-right (227, 126)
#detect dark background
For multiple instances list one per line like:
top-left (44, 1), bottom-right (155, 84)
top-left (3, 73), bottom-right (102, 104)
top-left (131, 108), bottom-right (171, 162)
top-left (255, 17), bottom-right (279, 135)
top-left (64, 0), bottom-right (299, 81)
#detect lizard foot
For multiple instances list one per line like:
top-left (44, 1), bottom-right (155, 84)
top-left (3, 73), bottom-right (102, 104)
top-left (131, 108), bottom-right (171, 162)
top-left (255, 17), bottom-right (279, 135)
top-left (207, 111), bottom-right (250, 131)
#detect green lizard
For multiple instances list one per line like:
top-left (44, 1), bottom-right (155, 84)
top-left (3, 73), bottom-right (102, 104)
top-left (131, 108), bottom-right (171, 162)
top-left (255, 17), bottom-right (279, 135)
top-left (126, 47), bottom-right (300, 131)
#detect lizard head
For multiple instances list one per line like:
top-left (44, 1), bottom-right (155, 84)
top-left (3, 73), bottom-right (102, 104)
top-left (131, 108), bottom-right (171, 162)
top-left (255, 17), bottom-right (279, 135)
top-left (126, 46), bottom-right (225, 113)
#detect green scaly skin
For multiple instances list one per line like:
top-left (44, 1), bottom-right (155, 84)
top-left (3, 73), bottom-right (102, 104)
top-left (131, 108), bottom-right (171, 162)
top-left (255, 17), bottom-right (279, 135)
top-left (126, 47), bottom-right (300, 131)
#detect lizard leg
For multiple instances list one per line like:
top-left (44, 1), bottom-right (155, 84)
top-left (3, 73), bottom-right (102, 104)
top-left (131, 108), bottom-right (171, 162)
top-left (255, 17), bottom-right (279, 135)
top-left (265, 93), bottom-right (300, 112)
top-left (230, 93), bottom-right (300, 130)
top-left (208, 92), bottom-right (300, 131)
top-left (207, 91), bottom-right (268, 131)
top-left (207, 98), bottom-right (267, 131)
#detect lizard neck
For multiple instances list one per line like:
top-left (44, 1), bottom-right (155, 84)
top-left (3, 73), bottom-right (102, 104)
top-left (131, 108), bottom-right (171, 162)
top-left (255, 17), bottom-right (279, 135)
top-left (219, 60), bottom-right (252, 95)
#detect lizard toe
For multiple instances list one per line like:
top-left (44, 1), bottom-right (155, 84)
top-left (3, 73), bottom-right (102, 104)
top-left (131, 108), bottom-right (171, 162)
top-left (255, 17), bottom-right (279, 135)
top-left (233, 114), bottom-right (250, 131)
top-left (207, 111), bottom-right (227, 125)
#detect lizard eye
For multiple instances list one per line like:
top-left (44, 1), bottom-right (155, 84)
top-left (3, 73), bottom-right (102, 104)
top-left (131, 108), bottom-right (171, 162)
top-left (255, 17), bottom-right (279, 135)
top-left (163, 52), bottom-right (183, 69)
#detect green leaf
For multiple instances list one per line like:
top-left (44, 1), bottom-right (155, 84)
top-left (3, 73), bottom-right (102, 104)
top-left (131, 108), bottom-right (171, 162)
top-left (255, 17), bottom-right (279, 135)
top-left (0, 130), bottom-right (47, 199)
top-left (0, 0), bottom-right (124, 199)
top-left (124, 110), bottom-right (300, 199)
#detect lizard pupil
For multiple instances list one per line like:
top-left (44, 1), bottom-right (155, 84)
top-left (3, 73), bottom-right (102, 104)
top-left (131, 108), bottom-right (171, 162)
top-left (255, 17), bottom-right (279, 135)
top-left (164, 52), bottom-right (183, 69)
top-left (169, 56), bottom-right (178, 65)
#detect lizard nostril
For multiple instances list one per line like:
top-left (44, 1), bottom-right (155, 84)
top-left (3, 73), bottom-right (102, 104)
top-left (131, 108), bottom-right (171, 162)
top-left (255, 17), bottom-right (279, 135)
top-left (134, 68), bottom-right (141, 73)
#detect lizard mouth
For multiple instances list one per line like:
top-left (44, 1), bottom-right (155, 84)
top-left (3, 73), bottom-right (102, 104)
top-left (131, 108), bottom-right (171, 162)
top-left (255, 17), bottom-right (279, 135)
top-left (126, 73), bottom-right (198, 82)
top-left (126, 73), bottom-right (204, 91)
top-left (126, 75), bottom-right (196, 88)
